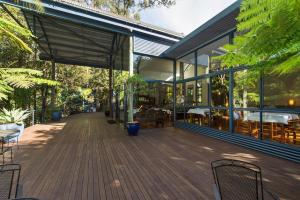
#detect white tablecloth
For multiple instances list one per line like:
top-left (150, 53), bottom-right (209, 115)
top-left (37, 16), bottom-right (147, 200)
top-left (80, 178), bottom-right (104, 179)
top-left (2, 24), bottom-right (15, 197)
top-left (187, 108), bottom-right (210, 116)
top-left (151, 108), bottom-right (172, 115)
top-left (246, 112), bottom-right (299, 125)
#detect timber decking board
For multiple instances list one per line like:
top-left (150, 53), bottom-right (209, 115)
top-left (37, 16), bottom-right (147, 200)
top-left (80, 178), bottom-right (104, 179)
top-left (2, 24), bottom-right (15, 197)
top-left (10, 113), bottom-right (300, 200)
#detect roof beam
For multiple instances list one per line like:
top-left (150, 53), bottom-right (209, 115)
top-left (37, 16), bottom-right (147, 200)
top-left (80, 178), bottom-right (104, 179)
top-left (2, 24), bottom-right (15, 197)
top-left (36, 15), bottom-right (54, 59)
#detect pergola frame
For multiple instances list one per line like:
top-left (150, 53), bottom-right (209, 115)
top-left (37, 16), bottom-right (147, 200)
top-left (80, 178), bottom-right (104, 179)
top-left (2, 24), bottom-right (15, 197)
top-left (0, 0), bottom-right (181, 120)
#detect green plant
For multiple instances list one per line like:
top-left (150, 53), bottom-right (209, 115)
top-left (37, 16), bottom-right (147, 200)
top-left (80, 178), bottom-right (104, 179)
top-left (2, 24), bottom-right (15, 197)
top-left (0, 108), bottom-right (30, 124)
top-left (216, 0), bottom-right (300, 74)
top-left (126, 74), bottom-right (147, 95)
top-left (125, 74), bottom-right (147, 122)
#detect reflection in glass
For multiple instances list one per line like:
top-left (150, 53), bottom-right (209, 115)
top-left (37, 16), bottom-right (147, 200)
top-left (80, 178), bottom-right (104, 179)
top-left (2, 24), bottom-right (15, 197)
top-left (197, 54), bottom-right (209, 76)
top-left (185, 81), bottom-right (195, 107)
top-left (211, 74), bottom-right (229, 107)
top-left (133, 55), bottom-right (173, 81)
top-left (261, 112), bottom-right (300, 146)
top-left (264, 69), bottom-right (300, 109)
top-left (234, 70), bottom-right (260, 108)
top-left (210, 109), bottom-right (229, 131)
top-left (137, 82), bottom-right (173, 108)
top-left (196, 35), bottom-right (229, 73)
top-left (179, 53), bottom-right (195, 79)
top-left (196, 78), bottom-right (209, 106)
top-left (234, 110), bottom-right (259, 138)
top-left (176, 83), bottom-right (185, 121)
top-left (186, 107), bottom-right (210, 126)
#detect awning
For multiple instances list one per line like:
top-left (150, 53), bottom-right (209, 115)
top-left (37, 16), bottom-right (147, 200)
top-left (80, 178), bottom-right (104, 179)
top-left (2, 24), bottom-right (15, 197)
top-left (1, 0), bottom-right (183, 69)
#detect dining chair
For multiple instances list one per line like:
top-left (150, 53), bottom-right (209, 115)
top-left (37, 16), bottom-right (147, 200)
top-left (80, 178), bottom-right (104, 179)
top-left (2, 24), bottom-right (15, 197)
top-left (0, 164), bottom-right (21, 200)
top-left (211, 159), bottom-right (279, 200)
top-left (286, 119), bottom-right (300, 144)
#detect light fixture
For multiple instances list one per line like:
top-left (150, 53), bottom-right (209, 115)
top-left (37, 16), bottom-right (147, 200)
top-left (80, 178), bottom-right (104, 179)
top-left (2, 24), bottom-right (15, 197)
top-left (288, 99), bottom-right (295, 106)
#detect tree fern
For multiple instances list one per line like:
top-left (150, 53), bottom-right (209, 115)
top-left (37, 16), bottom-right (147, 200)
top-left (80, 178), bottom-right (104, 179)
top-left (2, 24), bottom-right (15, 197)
top-left (218, 0), bottom-right (300, 74)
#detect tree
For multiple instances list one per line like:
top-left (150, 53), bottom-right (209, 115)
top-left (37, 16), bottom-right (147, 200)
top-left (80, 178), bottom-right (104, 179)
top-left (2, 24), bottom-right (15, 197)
top-left (80, 0), bottom-right (175, 19)
top-left (217, 0), bottom-right (300, 74)
top-left (0, 6), bottom-right (58, 102)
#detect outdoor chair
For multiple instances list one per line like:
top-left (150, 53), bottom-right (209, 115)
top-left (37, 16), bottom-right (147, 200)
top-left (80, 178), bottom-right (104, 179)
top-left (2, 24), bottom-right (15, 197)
top-left (0, 164), bottom-right (21, 200)
top-left (154, 110), bottom-right (165, 128)
top-left (211, 159), bottom-right (279, 200)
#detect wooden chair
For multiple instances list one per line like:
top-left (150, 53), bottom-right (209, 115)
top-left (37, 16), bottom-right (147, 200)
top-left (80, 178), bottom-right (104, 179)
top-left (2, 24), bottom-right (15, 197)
top-left (285, 119), bottom-right (300, 145)
top-left (211, 159), bottom-right (279, 200)
top-left (262, 122), bottom-right (283, 142)
top-left (235, 119), bottom-right (251, 135)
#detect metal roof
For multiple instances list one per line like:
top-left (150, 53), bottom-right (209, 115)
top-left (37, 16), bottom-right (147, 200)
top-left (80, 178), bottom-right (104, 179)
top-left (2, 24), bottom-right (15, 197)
top-left (0, 0), bottom-right (182, 69)
top-left (163, 0), bottom-right (241, 59)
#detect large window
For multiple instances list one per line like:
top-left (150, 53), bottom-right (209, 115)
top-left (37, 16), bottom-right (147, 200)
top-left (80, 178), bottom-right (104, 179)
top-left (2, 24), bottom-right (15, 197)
top-left (174, 33), bottom-right (300, 147)
top-left (264, 69), bottom-right (300, 109)
top-left (211, 74), bottom-right (229, 107)
top-left (234, 70), bottom-right (260, 108)
top-left (196, 78), bottom-right (209, 106)
top-left (134, 55), bottom-right (173, 81)
top-left (179, 53), bottom-right (195, 79)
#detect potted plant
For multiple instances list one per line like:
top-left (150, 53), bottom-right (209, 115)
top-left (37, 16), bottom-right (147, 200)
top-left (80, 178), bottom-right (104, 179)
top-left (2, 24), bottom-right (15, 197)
top-left (0, 108), bottom-right (31, 139)
top-left (51, 106), bottom-right (62, 121)
top-left (125, 74), bottom-right (147, 136)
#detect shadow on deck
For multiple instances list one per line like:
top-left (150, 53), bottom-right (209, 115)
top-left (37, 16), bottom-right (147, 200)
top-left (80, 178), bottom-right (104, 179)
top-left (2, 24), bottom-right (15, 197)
top-left (13, 112), bottom-right (300, 200)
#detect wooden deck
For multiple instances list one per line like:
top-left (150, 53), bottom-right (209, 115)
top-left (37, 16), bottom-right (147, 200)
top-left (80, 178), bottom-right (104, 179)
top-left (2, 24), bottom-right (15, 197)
top-left (13, 113), bottom-right (300, 200)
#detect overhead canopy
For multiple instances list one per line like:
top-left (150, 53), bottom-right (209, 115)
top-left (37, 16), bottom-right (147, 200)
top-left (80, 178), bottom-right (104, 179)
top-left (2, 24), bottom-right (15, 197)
top-left (163, 0), bottom-right (241, 59)
top-left (0, 0), bottom-right (183, 69)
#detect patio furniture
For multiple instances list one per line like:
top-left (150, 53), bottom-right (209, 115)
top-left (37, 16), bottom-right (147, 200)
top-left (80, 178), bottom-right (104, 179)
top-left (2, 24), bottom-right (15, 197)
top-left (285, 119), bottom-right (300, 144)
top-left (0, 129), bottom-right (19, 164)
top-left (211, 159), bottom-right (279, 200)
top-left (0, 164), bottom-right (21, 200)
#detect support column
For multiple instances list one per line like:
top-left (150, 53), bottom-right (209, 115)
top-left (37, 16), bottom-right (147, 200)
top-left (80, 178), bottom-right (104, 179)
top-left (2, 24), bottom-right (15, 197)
top-left (50, 60), bottom-right (56, 108)
top-left (173, 60), bottom-right (177, 124)
top-left (109, 56), bottom-right (113, 118)
top-left (229, 68), bottom-right (234, 133)
top-left (259, 69), bottom-right (264, 140)
top-left (128, 35), bottom-right (134, 122)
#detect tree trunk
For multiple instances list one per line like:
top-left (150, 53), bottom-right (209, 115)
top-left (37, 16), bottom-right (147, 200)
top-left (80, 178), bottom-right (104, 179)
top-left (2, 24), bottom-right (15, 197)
top-left (40, 86), bottom-right (48, 123)
top-left (50, 61), bottom-right (56, 108)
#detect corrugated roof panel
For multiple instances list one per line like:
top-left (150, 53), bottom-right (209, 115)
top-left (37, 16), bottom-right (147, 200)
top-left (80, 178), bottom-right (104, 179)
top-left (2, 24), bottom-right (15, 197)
top-left (133, 36), bottom-right (173, 57)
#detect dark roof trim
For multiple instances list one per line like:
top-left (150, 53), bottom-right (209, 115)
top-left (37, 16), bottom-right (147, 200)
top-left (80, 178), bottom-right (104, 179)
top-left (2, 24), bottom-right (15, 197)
top-left (177, 28), bottom-right (236, 60)
top-left (163, 0), bottom-right (241, 57)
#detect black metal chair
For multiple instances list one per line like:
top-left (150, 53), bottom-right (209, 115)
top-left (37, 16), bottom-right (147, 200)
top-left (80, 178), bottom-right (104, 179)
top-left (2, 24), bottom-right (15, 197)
top-left (211, 159), bottom-right (279, 200)
top-left (0, 164), bottom-right (21, 200)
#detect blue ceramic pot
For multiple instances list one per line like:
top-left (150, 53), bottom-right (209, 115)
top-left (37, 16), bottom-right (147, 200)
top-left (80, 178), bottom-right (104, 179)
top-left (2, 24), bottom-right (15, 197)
top-left (127, 122), bottom-right (140, 136)
top-left (52, 111), bottom-right (62, 121)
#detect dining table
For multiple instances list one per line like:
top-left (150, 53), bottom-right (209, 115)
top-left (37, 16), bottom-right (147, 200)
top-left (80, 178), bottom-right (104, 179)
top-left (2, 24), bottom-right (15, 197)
top-left (187, 108), bottom-right (210, 116)
top-left (245, 112), bottom-right (299, 142)
top-left (0, 129), bottom-right (19, 163)
top-left (245, 112), bottom-right (299, 125)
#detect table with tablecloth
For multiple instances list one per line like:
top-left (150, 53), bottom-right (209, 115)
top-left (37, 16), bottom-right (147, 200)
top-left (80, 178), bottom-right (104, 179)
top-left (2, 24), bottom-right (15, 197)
top-left (245, 112), bottom-right (299, 125)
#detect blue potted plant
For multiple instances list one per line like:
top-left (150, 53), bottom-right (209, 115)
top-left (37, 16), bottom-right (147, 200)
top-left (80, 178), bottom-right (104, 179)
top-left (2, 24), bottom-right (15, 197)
top-left (51, 107), bottom-right (62, 121)
top-left (125, 74), bottom-right (147, 136)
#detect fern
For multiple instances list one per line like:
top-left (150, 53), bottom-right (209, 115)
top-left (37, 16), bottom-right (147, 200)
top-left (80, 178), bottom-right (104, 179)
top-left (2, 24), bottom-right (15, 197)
top-left (218, 0), bottom-right (300, 74)
top-left (0, 68), bottom-right (60, 100)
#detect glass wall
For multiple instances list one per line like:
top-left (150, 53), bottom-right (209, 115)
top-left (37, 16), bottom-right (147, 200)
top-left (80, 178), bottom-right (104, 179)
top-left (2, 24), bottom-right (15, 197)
top-left (174, 33), bottom-right (300, 147)
top-left (134, 55), bottom-right (173, 81)
top-left (133, 54), bottom-right (174, 127)
top-left (178, 53), bottom-right (195, 79)
top-left (264, 69), bottom-right (300, 109)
